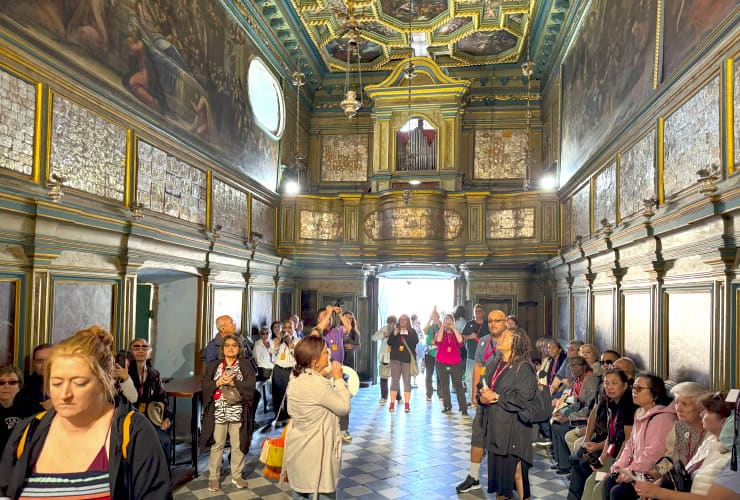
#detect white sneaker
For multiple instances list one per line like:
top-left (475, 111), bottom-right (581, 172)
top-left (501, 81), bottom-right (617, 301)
top-left (340, 430), bottom-right (353, 442)
top-left (379, 398), bottom-right (386, 405)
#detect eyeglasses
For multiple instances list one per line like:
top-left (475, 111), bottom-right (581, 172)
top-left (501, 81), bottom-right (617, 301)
top-left (0, 380), bottom-right (20, 386)
top-left (632, 385), bottom-right (650, 393)
top-left (131, 345), bottom-right (150, 350)
top-left (600, 359), bottom-right (616, 365)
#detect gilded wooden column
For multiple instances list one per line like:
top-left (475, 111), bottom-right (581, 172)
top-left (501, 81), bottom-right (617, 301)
top-left (26, 266), bottom-right (51, 353)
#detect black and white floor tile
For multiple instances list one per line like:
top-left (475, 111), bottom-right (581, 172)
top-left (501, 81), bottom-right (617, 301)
top-left (174, 385), bottom-right (569, 499)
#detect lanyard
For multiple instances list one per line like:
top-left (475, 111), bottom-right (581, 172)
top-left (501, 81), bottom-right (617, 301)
top-left (608, 408), bottom-right (618, 441)
top-left (483, 338), bottom-right (496, 363)
top-left (572, 376), bottom-right (586, 399)
top-left (489, 360), bottom-right (509, 388)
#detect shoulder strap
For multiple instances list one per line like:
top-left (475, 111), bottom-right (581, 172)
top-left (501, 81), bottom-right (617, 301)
top-left (122, 410), bottom-right (135, 461)
top-left (16, 411), bottom-right (47, 460)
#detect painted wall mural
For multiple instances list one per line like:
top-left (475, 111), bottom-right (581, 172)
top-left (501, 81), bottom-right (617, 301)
top-left (136, 141), bottom-right (207, 225)
top-left (474, 129), bottom-right (527, 179)
top-left (0, 0), bottom-right (279, 190)
top-left (663, 77), bottom-right (720, 198)
top-left (363, 207), bottom-right (462, 240)
top-left (213, 179), bottom-right (248, 239)
top-left (593, 162), bottom-right (616, 227)
top-left (50, 94), bottom-right (127, 202)
top-left (571, 183), bottom-right (590, 240)
top-left (299, 210), bottom-right (343, 240)
top-left (620, 129), bottom-right (656, 220)
top-left (321, 135), bottom-right (369, 182)
top-left (486, 208), bottom-right (535, 239)
top-left (662, 0), bottom-right (737, 81)
top-left (561, 0), bottom-right (657, 184)
top-left (0, 69), bottom-right (35, 176)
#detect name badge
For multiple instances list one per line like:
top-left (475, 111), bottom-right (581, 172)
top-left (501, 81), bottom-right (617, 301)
top-left (332, 344), bottom-right (338, 351)
top-left (280, 353), bottom-right (286, 361)
top-left (387, 346), bottom-right (391, 352)
top-left (139, 403), bottom-right (146, 413)
top-left (399, 345), bottom-right (404, 351)
top-left (480, 367), bottom-right (486, 375)
top-left (607, 443), bottom-right (616, 456)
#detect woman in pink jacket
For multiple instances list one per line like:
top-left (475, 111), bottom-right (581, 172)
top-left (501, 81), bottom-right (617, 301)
top-left (434, 313), bottom-right (467, 415)
top-left (603, 373), bottom-right (677, 500)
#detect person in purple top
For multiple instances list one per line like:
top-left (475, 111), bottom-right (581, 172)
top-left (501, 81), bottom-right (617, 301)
top-left (317, 307), bottom-right (353, 441)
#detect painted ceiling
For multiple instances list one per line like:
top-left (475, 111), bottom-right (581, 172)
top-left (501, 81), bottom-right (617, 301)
top-left (295, 0), bottom-right (533, 71)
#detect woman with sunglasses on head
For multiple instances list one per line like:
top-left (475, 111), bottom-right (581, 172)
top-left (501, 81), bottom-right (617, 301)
top-left (633, 392), bottom-right (733, 498)
top-left (200, 334), bottom-right (256, 493)
top-left (0, 327), bottom-right (172, 499)
top-left (0, 366), bottom-right (42, 456)
top-left (603, 373), bottom-right (677, 500)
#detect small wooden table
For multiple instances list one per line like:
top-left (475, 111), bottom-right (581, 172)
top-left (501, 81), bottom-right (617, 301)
top-left (165, 376), bottom-right (202, 476)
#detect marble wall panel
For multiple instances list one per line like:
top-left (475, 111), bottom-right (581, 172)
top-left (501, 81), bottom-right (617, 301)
top-left (299, 210), bottom-right (343, 240)
top-left (562, 198), bottom-right (572, 246)
top-left (250, 290), bottom-right (273, 339)
top-left (213, 288), bottom-right (244, 336)
top-left (363, 207), bottom-right (462, 240)
top-left (573, 293), bottom-right (588, 342)
top-left (666, 290), bottom-right (711, 387)
top-left (735, 59), bottom-right (740, 169)
top-left (51, 281), bottom-right (114, 343)
top-left (0, 281), bottom-right (16, 366)
top-left (593, 162), bottom-right (616, 227)
top-left (592, 292), bottom-right (613, 354)
top-left (50, 94), bottom-right (126, 201)
top-left (557, 294), bottom-right (569, 342)
top-left (251, 198), bottom-right (276, 248)
top-left (474, 129), bottom-right (528, 179)
top-left (486, 208), bottom-right (535, 239)
top-left (321, 135), bottom-right (368, 182)
top-left (136, 141), bottom-right (207, 225)
top-left (623, 291), bottom-right (651, 371)
top-left (213, 179), bottom-right (248, 238)
top-left (620, 129), bottom-right (656, 220)
top-left (664, 77), bottom-right (720, 197)
top-left (572, 184), bottom-right (590, 240)
top-left (0, 70), bottom-right (35, 176)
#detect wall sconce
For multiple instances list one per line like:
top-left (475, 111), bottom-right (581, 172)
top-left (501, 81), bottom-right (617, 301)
top-left (642, 197), bottom-right (656, 220)
top-left (402, 188), bottom-right (412, 205)
top-left (130, 202), bottom-right (144, 221)
top-left (696, 166), bottom-right (719, 196)
top-left (47, 173), bottom-right (65, 202)
top-left (600, 218), bottom-right (613, 238)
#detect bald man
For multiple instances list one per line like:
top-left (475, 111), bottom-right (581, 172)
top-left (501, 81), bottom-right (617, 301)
top-left (204, 315), bottom-right (244, 365)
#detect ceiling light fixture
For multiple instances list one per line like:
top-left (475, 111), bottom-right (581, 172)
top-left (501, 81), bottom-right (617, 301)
top-left (339, 37), bottom-right (362, 118)
top-left (281, 69), bottom-right (306, 195)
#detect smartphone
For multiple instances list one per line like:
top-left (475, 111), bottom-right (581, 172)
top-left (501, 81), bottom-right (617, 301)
top-left (225, 366), bottom-right (238, 374)
top-left (115, 351), bottom-right (128, 367)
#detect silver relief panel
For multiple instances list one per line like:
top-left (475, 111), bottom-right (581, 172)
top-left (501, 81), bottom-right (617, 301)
top-left (571, 184), bottom-right (590, 240)
top-left (474, 129), bottom-right (528, 179)
top-left (0, 70), bottom-right (35, 176)
top-left (664, 76), bottom-right (720, 198)
top-left (593, 162), bottom-right (616, 227)
top-left (486, 208), bottom-right (535, 239)
top-left (136, 141), bottom-right (206, 225)
top-left (299, 210), bottom-right (343, 240)
top-left (620, 129), bottom-right (656, 220)
top-left (213, 179), bottom-right (248, 238)
top-left (320, 135), bottom-right (369, 182)
top-left (251, 198), bottom-right (275, 248)
top-left (50, 94), bottom-right (126, 201)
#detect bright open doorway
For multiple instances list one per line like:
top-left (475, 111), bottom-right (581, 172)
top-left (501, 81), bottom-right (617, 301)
top-left (377, 277), bottom-right (455, 327)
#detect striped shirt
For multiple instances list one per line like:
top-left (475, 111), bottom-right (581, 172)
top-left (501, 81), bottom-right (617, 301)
top-left (214, 361), bottom-right (244, 424)
top-left (19, 471), bottom-right (111, 499)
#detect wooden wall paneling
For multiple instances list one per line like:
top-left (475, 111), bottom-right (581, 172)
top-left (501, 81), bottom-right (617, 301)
top-left (622, 290), bottom-right (652, 373)
top-left (592, 290), bottom-right (614, 354)
top-left (572, 291), bottom-right (588, 342)
top-left (556, 293), bottom-right (570, 342)
top-left (664, 287), bottom-right (713, 388)
top-left (50, 279), bottom-right (118, 343)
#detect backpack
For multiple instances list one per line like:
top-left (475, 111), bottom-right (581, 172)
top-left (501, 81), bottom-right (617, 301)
top-left (518, 383), bottom-right (553, 424)
top-left (16, 410), bottom-right (136, 461)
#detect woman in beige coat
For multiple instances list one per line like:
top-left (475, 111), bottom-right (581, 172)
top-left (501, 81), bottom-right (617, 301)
top-left (283, 336), bottom-right (351, 499)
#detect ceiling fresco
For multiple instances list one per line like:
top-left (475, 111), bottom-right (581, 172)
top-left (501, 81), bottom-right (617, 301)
top-left (290, 0), bottom-right (537, 71)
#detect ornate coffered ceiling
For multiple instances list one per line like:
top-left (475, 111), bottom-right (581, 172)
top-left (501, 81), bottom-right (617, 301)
top-left (238, 0), bottom-right (573, 85)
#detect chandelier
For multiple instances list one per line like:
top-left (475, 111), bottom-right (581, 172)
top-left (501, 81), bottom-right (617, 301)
top-left (521, 44), bottom-right (535, 191)
top-left (339, 39), bottom-right (362, 118)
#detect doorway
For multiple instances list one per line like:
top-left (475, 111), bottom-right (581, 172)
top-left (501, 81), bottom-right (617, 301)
top-left (377, 277), bottom-right (455, 327)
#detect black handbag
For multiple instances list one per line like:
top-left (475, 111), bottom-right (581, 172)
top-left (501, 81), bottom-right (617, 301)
top-left (519, 383), bottom-right (553, 424)
top-left (656, 456), bottom-right (692, 492)
top-left (220, 385), bottom-right (243, 405)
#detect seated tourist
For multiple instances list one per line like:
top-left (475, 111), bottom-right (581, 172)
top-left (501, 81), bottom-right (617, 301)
top-left (0, 366), bottom-right (42, 456)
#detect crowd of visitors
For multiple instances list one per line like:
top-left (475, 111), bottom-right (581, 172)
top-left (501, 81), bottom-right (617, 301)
top-left (0, 301), bottom-right (738, 500)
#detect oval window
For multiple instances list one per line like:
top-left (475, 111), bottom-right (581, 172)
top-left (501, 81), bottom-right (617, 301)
top-left (247, 58), bottom-right (285, 139)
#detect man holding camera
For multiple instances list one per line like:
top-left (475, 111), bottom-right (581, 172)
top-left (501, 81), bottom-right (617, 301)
top-left (270, 319), bottom-right (299, 425)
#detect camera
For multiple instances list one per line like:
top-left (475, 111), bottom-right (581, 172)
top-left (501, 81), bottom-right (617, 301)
top-left (583, 451), bottom-right (603, 469)
top-left (333, 298), bottom-right (344, 308)
top-left (115, 350), bottom-right (128, 368)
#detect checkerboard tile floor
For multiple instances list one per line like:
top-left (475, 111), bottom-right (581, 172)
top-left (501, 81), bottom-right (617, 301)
top-left (174, 385), bottom-right (569, 499)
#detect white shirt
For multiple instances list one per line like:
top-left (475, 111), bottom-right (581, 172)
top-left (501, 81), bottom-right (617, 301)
top-left (254, 341), bottom-right (273, 369)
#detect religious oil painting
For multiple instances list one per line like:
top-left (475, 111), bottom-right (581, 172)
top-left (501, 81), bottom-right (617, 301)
top-left (326, 38), bottom-right (383, 64)
top-left (379, 0), bottom-right (448, 23)
top-left (560, 0), bottom-right (657, 184)
top-left (0, 0), bottom-right (280, 190)
top-left (456, 30), bottom-right (517, 57)
top-left (662, 0), bottom-right (737, 81)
